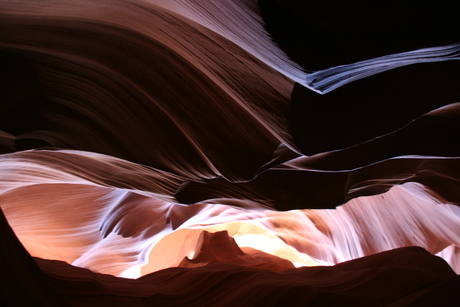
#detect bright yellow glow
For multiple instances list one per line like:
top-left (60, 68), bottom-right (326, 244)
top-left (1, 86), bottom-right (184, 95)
top-left (233, 233), bottom-right (327, 267)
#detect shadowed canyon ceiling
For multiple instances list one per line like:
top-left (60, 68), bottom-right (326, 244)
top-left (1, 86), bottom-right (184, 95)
top-left (1, 0), bottom-right (460, 306)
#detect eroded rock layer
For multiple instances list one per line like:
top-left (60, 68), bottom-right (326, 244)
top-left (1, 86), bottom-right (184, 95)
top-left (1, 0), bottom-right (459, 305)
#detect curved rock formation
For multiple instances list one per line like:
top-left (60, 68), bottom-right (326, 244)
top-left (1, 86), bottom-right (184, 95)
top-left (1, 0), bottom-right (459, 305)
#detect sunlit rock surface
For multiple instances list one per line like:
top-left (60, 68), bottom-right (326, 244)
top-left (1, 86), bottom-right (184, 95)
top-left (1, 0), bottom-right (459, 306)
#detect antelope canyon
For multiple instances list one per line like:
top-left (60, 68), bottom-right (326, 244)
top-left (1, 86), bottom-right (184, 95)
top-left (1, 0), bottom-right (460, 306)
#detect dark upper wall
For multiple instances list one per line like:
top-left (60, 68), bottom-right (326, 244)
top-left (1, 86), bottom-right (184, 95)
top-left (259, 0), bottom-right (460, 70)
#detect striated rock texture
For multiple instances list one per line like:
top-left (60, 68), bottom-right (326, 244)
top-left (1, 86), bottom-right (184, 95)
top-left (1, 0), bottom-right (459, 306)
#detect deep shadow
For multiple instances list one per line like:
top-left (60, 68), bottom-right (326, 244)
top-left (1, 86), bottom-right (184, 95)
top-left (289, 61), bottom-right (460, 155)
top-left (259, 0), bottom-right (460, 70)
